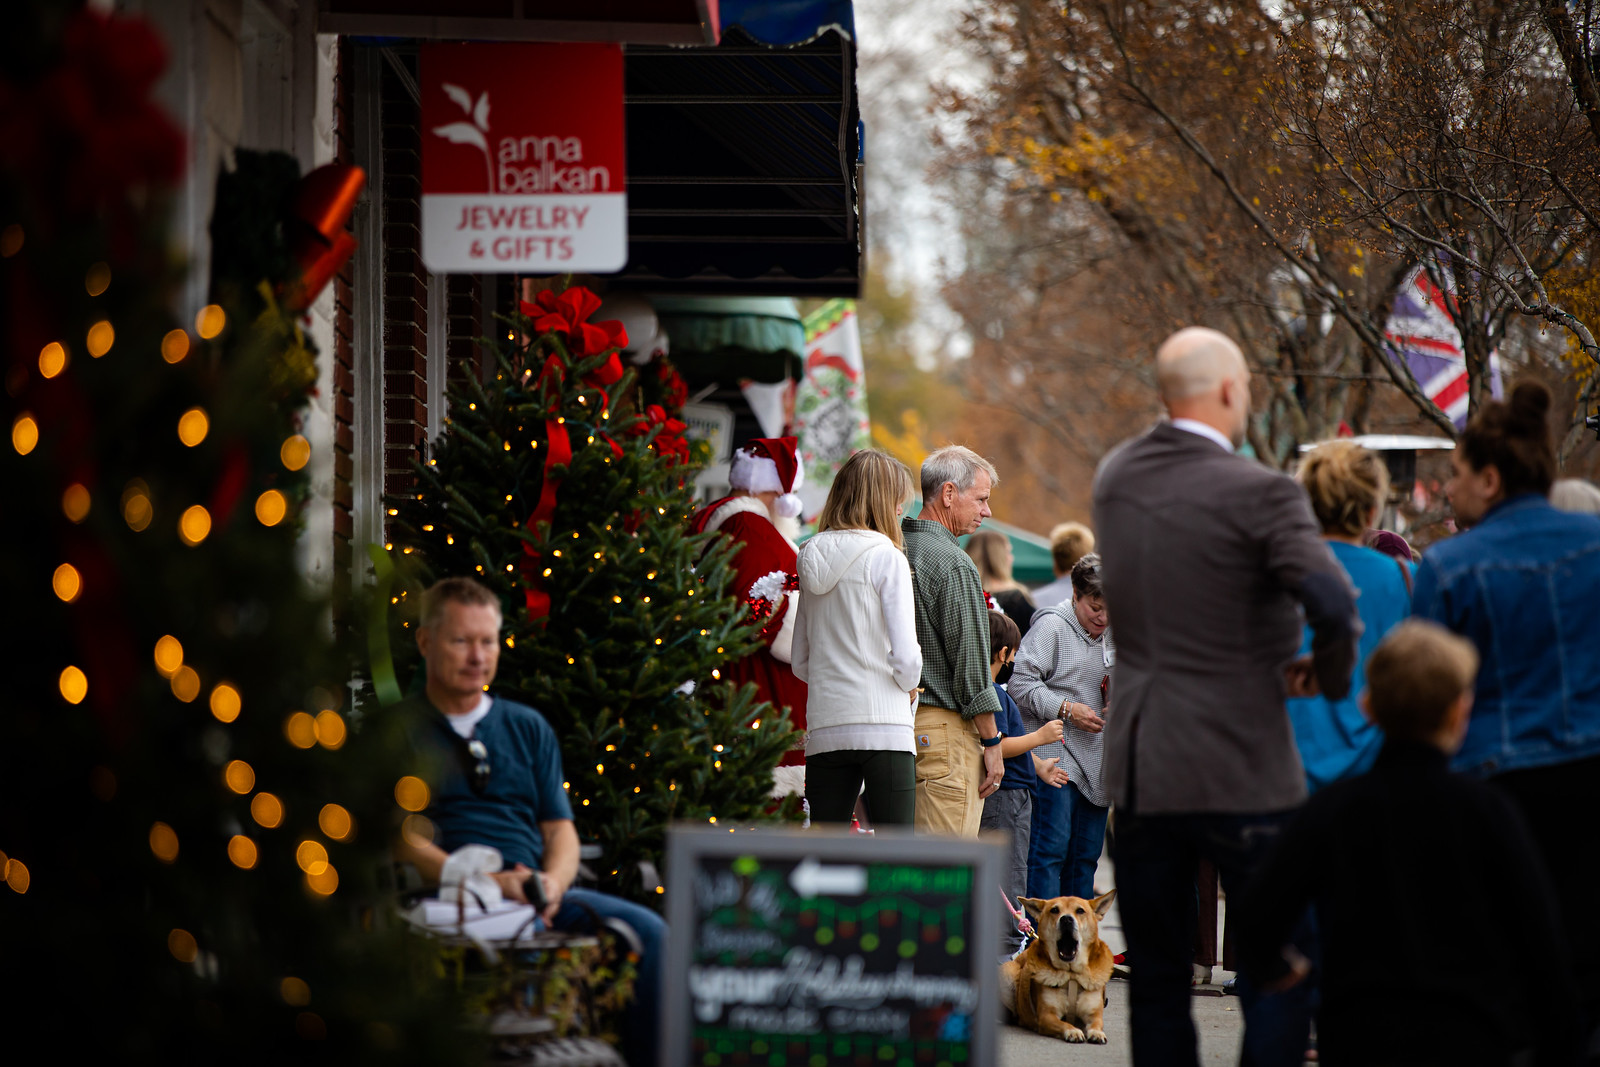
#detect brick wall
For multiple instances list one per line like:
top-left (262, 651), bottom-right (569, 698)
top-left (380, 60), bottom-right (429, 516)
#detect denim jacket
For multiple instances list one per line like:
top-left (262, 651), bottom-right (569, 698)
top-left (1412, 493), bottom-right (1600, 777)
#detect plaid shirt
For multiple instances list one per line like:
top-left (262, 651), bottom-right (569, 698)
top-left (901, 517), bottom-right (1003, 721)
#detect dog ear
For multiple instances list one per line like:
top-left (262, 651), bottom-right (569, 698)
top-left (1091, 889), bottom-right (1116, 918)
top-left (1017, 896), bottom-right (1048, 921)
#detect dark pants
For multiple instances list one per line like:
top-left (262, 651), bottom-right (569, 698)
top-left (1493, 752), bottom-right (1600, 1057)
top-left (979, 784), bottom-right (1032, 954)
top-left (553, 887), bottom-right (665, 1067)
top-left (805, 749), bottom-right (916, 827)
top-left (1112, 809), bottom-right (1313, 1067)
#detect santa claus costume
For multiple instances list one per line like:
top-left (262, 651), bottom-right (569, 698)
top-left (688, 437), bottom-right (809, 798)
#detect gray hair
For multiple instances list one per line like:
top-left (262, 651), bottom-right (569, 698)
top-left (920, 445), bottom-right (999, 503)
top-left (419, 576), bottom-right (503, 630)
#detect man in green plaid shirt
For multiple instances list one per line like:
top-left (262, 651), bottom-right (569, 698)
top-left (902, 445), bottom-right (1006, 836)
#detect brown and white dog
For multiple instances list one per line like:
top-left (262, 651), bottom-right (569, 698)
top-left (1000, 891), bottom-right (1117, 1043)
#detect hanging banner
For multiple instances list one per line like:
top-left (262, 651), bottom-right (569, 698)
top-left (794, 299), bottom-right (872, 519)
top-left (420, 43), bottom-right (627, 273)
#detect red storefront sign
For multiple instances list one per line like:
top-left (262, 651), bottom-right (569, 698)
top-left (420, 43), bottom-right (626, 273)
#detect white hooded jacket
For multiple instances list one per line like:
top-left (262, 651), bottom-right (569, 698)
top-left (792, 529), bottom-right (923, 740)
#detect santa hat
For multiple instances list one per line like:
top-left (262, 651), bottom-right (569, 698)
top-left (729, 436), bottom-right (805, 518)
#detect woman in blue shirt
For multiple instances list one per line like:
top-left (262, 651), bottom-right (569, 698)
top-left (1412, 381), bottom-right (1600, 1048)
top-left (1288, 441), bottom-right (1412, 792)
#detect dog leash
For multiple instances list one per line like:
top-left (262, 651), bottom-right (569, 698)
top-left (1000, 886), bottom-right (1034, 939)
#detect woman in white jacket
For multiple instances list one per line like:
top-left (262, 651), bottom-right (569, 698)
top-left (792, 449), bottom-right (923, 826)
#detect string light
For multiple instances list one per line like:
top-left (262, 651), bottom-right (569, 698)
top-left (280, 434), bottom-right (310, 470)
top-left (62, 483), bottom-right (90, 522)
top-left (400, 814), bottom-right (434, 847)
top-left (195, 305), bottom-right (226, 339)
top-left (285, 712), bottom-right (317, 749)
top-left (307, 865), bottom-right (339, 896)
top-left (149, 822), bottom-right (179, 863)
top-left (85, 261), bottom-right (110, 296)
top-left (5, 858), bottom-right (30, 893)
top-left (313, 710), bottom-right (346, 750)
top-left (256, 490), bottom-right (287, 526)
top-left (168, 929), bottom-right (198, 963)
top-left (296, 840), bottom-right (329, 876)
top-left (227, 835), bottom-right (258, 869)
top-left (319, 804), bottom-right (353, 841)
top-left (153, 635), bottom-right (183, 676)
top-left (171, 666), bottom-right (201, 702)
top-left (210, 683), bottom-right (241, 723)
top-left (38, 342), bottom-right (66, 378)
top-left (161, 329), bottom-right (190, 363)
top-left (281, 977), bottom-right (311, 1006)
top-left (59, 665), bottom-right (88, 704)
top-left (177, 408), bottom-right (209, 446)
top-left (251, 792), bottom-right (284, 828)
top-left (11, 413), bottom-right (38, 455)
top-left (121, 482), bottom-right (152, 531)
top-left (52, 563), bottom-right (82, 602)
top-left (179, 504), bottom-right (211, 545)
top-left (224, 760), bottom-right (255, 794)
top-left (86, 320), bottom-right (114, 357)
top-left (394, 777), bottom-right (430, 812)
top-left (0, 224), bottom-right (21, 256)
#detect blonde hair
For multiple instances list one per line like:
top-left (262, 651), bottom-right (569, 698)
top-left (818, 449), bottom-right (914, 547)
top-left (1048, 521), bottom-right (1095, 575)
top-left (965, 529), bottom-right (1021, 591)
top-left (1365, 620), bottom-right (1478, 740)
top-left (1297, 440), bottom-right (1389, 538)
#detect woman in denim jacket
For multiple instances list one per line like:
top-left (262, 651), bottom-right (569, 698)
top-left (1412, 381), bottom-right (1600, 1051)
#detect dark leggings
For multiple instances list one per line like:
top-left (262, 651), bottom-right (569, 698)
top-left (804, 749), bottom-right (916, 827)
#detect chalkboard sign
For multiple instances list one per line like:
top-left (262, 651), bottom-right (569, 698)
top-left (662, 827), bottom-right (1002, 1067)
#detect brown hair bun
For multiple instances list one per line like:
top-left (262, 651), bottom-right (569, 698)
top-left (1460, 379), bottom-right (1556, 498)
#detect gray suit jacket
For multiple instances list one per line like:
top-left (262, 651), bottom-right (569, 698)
top-left (1091, 422), bottom-right (1357, 814)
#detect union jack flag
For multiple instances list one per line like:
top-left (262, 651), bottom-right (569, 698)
top-left (1383, 263), bottom-right (1501, 428)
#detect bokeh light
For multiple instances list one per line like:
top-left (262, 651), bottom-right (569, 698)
top-left (251, 792), bottom-right (284, 828)
top-left (86, 320), bottom-right (114, 357)
top-left (62, 483), bottom-right (90, 522)
top-left (59, 665), bottom-right (88, 704)
top-left (295, 840), bottom-right (328, 876)
top-left (281, 976), bottom-right (311, 1006)
top-left (85, 261), bottom-right (110, 296)
top-left (255, 489), bottom-right (287, 526)
top-left (12, 413), bottom-right (38, 455)
top-left (394, 776), bottom-right (430, 812)
top-left (4, 858), bottom-right (29, 894)
top-left (171, 665), bottom-right (201, 703)
top-left (284, 712), bottom-right (317, 749)
top-left (179, 504), bottom-right (211, 546)
top-left (38, 342), bottom-right (66, 378)
top-left (297, 1012), bottom-right (327, 1039)
top-left (306, 866), bottom-right (339, 896)
top-left (121, 482), bottom-right (152, 532)
top-left (52, 563), bottom-right (81, 603)
top-left (209, 683), bottom-right (241, 723)
top-left (161, 329), bottom-right (190, 364)
top-left (227, 835), bottom-right (258, 869)
top-left (195, 304), bottom-right (226, 339)
top-left (153, 635), bottom-right (183, 677)
top-left (280, 434), bottom-right (311, 471)
top-left (400, 813), bottom-right (434, 848)
top-left (223, 760), bottom-right (255, 794)
top-left (313, 710), bottom-right (346, 750)
top-left (177, 408), bottom-right (209, 447)
top-left (318, 804), bottom-right (352, 841)
top-left (0, 224), bottom-right (22, 256)
top-left (149, 822), bottom-right (179, 863)
top-left (167, 928), bottom-right (197, 963)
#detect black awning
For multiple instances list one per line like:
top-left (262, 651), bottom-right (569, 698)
top-left (614, 26), bottom-right (862, 296)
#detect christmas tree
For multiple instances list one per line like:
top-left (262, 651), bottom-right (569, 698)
top-left (385, 285), bottom-right (800, 905)
top-left (0, 7), bottom-right (462, 1059)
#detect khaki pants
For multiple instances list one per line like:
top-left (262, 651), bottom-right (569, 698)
top-left (913, 705), bottom-right (983, 837)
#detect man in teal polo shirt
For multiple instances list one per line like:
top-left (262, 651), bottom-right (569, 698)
top-left (902, 445), bottom-right (1006, 836)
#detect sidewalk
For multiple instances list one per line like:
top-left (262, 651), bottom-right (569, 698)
top-left (999, 854), bottom-right (1245, 1066)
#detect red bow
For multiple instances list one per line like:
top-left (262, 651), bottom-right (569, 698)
top-left (623, 404), bottom-right (689, 465)
top-left (521, 418), bottom-right (573, 621)
top-left (519, 288), bottom-right (628, 358)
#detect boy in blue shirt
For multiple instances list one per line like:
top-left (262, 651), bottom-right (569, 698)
top-left (979, 610), bottom-right (1071, 958)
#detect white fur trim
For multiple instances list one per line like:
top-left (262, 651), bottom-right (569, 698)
top-left (770, 763), bottom-right (806, 798)
top-left (749, 569), bottom-right (792, 607)
top-left (703, 494), bottom-right (771, 534)
top-left (775, 492), bottom-right (803, 518)
top-left (729, 450), bottom-right (783, 494)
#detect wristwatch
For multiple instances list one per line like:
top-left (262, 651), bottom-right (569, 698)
top-left (980, 732), bottom-right (1004, 748)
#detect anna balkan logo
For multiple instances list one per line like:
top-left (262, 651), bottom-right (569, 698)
top-left (431, 84), bottom-right (614, 195)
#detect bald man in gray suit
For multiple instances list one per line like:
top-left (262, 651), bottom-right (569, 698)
top-left (1092, 328), bottom-right (1357, 1067)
